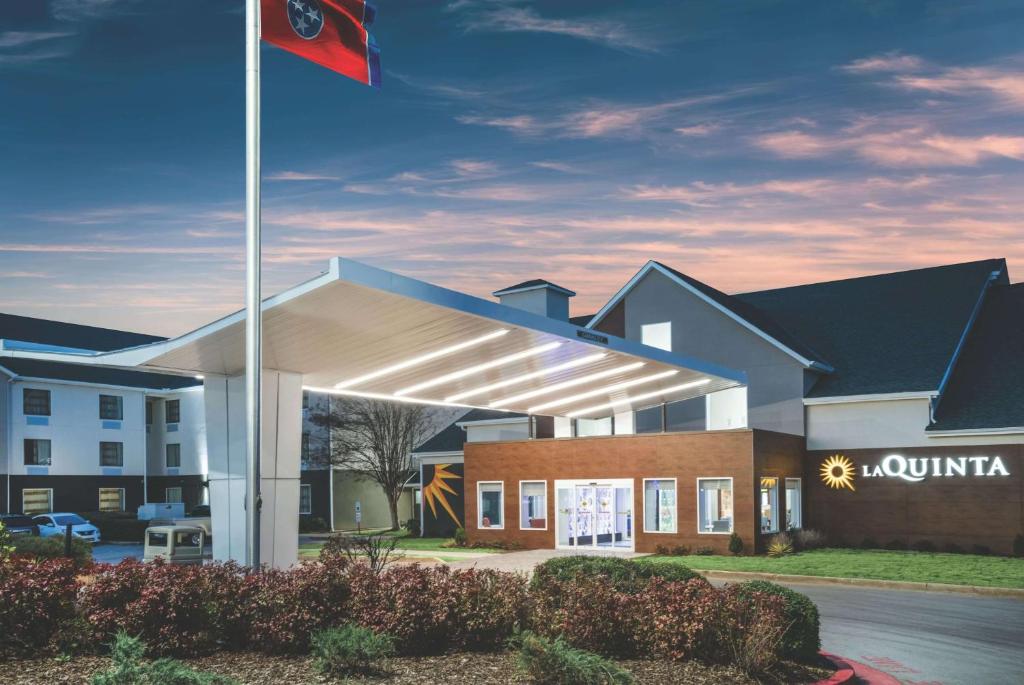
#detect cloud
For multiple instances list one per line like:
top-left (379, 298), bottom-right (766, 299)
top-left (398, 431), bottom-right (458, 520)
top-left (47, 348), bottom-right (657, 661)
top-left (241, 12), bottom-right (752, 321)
top-left (49, 0), bottom-right (139, 22)
top-left (450, 159), bottom-right (499, 177)
top-left (0, 32), bottom-right (74, 48)
top-left (840, 52), bottom-right (925, 74)
top-left (754, 126), bottom-right (1024, 167)
top-left (265, 171), bottom-right (340, 181)
top-left (26, 204), bottom-right (169, 224)
top-left (456, 5), bottom-right (662, 53)
top-left (530, 161), bottom-right (586, 174)
top-left (674, 123), bottom-right (720, 137)
top-left (623, 179), bottom-right (839, 207)
top-left (456, 114), bottom-right (541, 134)
top-left (894, 66), bottom-right (1024, 109)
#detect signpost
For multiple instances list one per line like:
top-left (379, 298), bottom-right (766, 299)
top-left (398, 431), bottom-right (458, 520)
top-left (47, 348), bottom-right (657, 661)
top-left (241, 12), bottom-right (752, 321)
top-left (355, 500), bottom-right (362, 533)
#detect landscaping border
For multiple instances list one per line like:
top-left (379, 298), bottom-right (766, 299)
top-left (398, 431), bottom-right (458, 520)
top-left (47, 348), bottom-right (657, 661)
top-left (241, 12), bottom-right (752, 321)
top-left (698, 570), bottom-right (1024, 598)
top-left (813, 652), bottom-right (855, 685)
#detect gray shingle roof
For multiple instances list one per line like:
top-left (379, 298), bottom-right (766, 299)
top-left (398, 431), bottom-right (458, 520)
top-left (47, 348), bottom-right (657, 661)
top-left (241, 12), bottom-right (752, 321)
top-left (493, 279), bottom-right (576, 297)
top-left (928, 282), bottom-right (1024, 431)
top-left (736, 259), bottom-right (1006, 397)
top-left (0, 312), bottom-right (165, 351)
top-left (413, 419), bottom-right (467, 454)
top-left (0, 357), bottom-right (200, 390)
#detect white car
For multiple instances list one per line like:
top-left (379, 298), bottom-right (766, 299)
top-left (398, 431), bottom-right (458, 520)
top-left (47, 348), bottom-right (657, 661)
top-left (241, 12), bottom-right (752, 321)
top-left (33, 513), bottom-right (101, 543)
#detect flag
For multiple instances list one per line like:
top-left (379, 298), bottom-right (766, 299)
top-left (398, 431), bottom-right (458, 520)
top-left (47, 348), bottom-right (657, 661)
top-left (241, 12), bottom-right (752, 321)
top-left (261, 0), bottom-right (380, 87)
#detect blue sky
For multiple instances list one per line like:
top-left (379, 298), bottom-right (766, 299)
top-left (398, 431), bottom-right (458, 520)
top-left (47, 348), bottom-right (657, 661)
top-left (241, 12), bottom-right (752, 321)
top-left (1, 0), bottom-right (1022, 335)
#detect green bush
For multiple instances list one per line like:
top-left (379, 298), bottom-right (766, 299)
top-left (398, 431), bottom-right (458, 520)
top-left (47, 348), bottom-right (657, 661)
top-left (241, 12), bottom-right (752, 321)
top-left (403, 518), bottom-right (421, 537)
top-left (311, 624), bottom-right (395, 676)
top-left (12, 534), bottom-right (92, 567)
top-left (298, 516), bottom-right (330, 533)
top-left (1013, 534), bottom-right (1024, 558)
top-left (511, 630), bottom-right (633, 685)
top-left (736, 581), bottom-right (820, 661)
top-left (531, 556), bottom-right (704, 594)
top-left (91, 633), bottom-right (237, 685)
top-left (694, 546), bottom-right (714, 555)
top-left (453, 527), bottom-right (468, 546)
top-left (728, 533), bottom-right (744, 556)
top-left (82, 512), bottom-right (149, 542)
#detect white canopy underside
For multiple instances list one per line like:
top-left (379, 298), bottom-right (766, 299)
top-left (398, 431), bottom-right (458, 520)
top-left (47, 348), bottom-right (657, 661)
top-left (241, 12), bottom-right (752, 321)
top-left (97, 259), bottom-right (746, 419)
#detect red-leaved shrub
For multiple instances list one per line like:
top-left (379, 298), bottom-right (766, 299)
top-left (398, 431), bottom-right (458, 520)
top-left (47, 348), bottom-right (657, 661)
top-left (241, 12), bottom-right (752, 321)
top-left (0, 557), bottom-right (81, 656)
top-left (347, 563), bottom-right (528, 654)
top-left (531, 571), bottom-right (637, 655)
top-left (630, 577), bottom-right (722, 660)
top-left (242, 559), bottom-right (351, 654)
top-left (79, 560), bottom-right (247, 656)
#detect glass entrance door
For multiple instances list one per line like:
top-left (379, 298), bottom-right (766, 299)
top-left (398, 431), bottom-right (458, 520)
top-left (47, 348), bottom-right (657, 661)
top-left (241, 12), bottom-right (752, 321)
top-left (555, 479), bottom-right (633, 551)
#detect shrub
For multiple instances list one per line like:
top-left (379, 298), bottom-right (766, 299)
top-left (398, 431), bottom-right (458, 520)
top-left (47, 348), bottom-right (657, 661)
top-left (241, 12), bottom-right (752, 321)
top-left (0, 521), bottom-right (14, 563)
top-left (312, 625), bottom-right (395, 676)
top-left (321, 533), bottom-right (400, 574)
top-left (531, 571), bottom-right (637, 655)
top-left (511, 630), bottom-right (634, 685)
top-left (860, 537), bottom-right (879, 549)
top-left (971, 544), bottom-right (992, 556)
top-left (81, 511), bottom-right (149, 542)
top-left (91, 633), bottom-right (237, 685)
top-left (1014, 534), bottom-right (1024, 558)
top-left (713, 585), bottom-right (787, 675)
top-left (630, 578), bottom-right (721, 660)
top-left (403, 518), bottom-right (421, 537)
top-left (694, 546), bottom-right (714, 555)
top-left (12, 534), bottom-right (93, 568)
top-left (453, 526), bottom-right (468, 547)
top-left (298, 516), bottom-right (330, 534)
top-left (0, 557), bottom-right (80, 656)
top-left (728, 533), bottom-right (744, 556)
top-left (884, 539), bottom-right (908, 551)
top-left (911, 540), bottom-right (936, 553)
top-left (531, 556), bottom-right (705, 596)
top-left (766, 533), bottom-right (793, 558)
top-left (735, 581), bottom-right (820, 661)
top-left (446, 568), bottom-right (529, 650)
top-left (792, 529), bottom-right (826, 551)
top-left (944, 542), bottom-right (964, 554)
top-left (80, 560), bottom-right (248, 656)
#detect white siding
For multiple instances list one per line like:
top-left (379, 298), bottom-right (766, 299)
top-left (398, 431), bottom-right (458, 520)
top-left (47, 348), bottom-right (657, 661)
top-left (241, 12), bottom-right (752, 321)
top-left (465, 419), bottom-right (530, 443)
top-left (146, 388), bottom-right (206, 477)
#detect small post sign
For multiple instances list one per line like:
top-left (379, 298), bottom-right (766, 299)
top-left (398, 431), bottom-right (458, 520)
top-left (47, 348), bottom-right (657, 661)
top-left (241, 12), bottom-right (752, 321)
top-left (355, 500), bottom-right (362, 533)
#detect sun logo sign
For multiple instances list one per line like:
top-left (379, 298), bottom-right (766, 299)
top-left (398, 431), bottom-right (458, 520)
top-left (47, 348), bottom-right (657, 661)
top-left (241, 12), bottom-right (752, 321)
top-left (821, 454), bottom-right (856, 491)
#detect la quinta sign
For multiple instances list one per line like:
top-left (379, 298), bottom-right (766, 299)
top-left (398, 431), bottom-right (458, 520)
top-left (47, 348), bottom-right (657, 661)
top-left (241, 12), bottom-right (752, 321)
top-left (862, 454), bottom-right (1010, 483)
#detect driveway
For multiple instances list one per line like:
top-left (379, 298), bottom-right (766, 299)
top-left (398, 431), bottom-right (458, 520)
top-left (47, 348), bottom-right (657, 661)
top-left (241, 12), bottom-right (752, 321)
top-left (91, 542), bottom-right (213, 564)
top-left (449, 549), bottom-right (1024, 685)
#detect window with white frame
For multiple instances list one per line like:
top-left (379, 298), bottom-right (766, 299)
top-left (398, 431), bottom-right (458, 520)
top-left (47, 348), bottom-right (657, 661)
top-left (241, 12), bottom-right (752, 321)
top-left (643, 478), bottom-right (677, 533)
top-left (641, 322), bottom-right (672, 351)
top-left (24, 439), bottom-right (51, 466)
top-left (760, 477), bottom-right (780, 533)
top-left (697, 478), bottom-right (733, 534)
top-left (23, 388), bottom-right (51, 416)
top-left (165, 399), bottom-right (180, 424)
top-left (99, 441), bottom-right (124, 467)
top-left (519, 481), bottom-right (546, 530)
top-left (99, 488), bottom-right (125, 512)
top-left (477, 481), bottom-right (504, 529)
top-left (23, 488), bottom-right (53, 515)
top-left (166, 443), bottom-right (181, 468)
top-left (99, 394), bottom-right (123, 420)
top-left (165, 487), bottom-right (183, 503)
top-left (786, 478), bottom-right (802, 530)
top-left (299, 484), bottom-right (312, 515)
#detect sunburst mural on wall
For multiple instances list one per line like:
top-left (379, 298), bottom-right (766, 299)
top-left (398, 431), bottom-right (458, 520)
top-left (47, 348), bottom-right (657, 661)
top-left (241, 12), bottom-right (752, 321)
top-left (820, 454), bottom-right (856, 491)
top-left (422, 463), bottom-right (462, 527)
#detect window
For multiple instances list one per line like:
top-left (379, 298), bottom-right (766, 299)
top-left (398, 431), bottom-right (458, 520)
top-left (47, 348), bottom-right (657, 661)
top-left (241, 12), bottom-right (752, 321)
top-left (99, 488), bottom-right (125, 512)
top-left (299, 484), bottom-right (312, 515)
top-left (175, 530), bottom-right (202, 548)
top-left (22, 488), bottom-right (52, 515)
top-left (635, 405), bottom-right (663, 434)
top-left (23, 388), bottom-right (51, 416)
top-left (99, 441), bottom-right (124, 467)
top-left (641, 322), bottom-right (672, 351)
top-left (146, 400), bottom-right (153, 425)
top-left (24, 439), bottom-right (51, 466)
top-left (166, 444), bottom-right (181, 468)
top-left (697, 478), bottom-right (733, 534)
top-left (643, 478), bottom-right (677, 533)
top-left (165, 487), bottom-right (183, 503)
top-left (165, 399), bottom-right (180, 424)
top-left (519, 481), bottom-right (547, 530)
top-left (477, 481), bottom-right (504, 529)
top-left (148, 530), bottom-right (168, 548)
top-left (99, 394), bottom-right (123, 420)
top-left (760, 477), bottom-right (780, 533)
top-left (786, 478), bottom-right (803, 530)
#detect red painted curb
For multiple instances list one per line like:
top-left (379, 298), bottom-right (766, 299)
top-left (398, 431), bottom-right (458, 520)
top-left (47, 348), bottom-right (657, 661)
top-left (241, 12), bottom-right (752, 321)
top-left (813, 652), bottom-right (856, 685)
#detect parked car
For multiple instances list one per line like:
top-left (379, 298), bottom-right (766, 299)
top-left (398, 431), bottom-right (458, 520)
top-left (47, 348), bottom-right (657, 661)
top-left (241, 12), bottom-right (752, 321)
top-left (0, 513), bottom-right (39, 536)
top-left (143, 525), bottom-right (206, 565)
top-left (33, 513), bottom-right (101, 543)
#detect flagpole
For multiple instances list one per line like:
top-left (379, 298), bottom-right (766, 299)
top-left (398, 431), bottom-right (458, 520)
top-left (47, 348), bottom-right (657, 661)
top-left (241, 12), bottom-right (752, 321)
top-left (244, 0), bottom-right (262, 569)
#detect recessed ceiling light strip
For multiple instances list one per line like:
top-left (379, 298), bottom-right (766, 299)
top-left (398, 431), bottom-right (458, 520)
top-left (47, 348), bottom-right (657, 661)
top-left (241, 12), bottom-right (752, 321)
top-left (333, 328), bottom-right (509, 390)
top-left (489, 361), bottom-right (645, 408)
top-left (566, 378), bottom-right (712, 418)
top-left (305, 386), bottom-right (484, 410)
top-left (395, 341), bottom-right (563, 397)
top-left (444, 352), bottom-right (607, 403)
top-left (527, 369), bottom-right (680, 414)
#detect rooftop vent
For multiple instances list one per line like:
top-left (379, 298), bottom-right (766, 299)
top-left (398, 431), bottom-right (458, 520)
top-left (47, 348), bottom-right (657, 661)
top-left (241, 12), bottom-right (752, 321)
top-left (493, 279), bottom-right (576, 321)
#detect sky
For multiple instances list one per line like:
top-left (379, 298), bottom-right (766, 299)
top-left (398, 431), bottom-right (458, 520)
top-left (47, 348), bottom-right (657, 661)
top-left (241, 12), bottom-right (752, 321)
top-left (1, 0), bottom-right (1022, 336)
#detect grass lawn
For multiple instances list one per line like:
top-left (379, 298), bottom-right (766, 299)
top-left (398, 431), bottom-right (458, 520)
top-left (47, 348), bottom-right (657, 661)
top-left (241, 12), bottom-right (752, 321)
top-left (645, 548), bottom-right (1024, 589)
top-left (298, 529), bottom-right (502, 559)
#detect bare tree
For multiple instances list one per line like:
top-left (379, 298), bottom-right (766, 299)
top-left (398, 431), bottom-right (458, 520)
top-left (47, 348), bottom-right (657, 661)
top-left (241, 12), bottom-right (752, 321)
top-left (308, 396), bottom-right (433, 531)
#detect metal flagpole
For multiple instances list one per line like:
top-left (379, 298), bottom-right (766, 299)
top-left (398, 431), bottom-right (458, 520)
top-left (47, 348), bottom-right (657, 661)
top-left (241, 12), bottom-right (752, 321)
top-left (244, 0), bottom-right (262, 569)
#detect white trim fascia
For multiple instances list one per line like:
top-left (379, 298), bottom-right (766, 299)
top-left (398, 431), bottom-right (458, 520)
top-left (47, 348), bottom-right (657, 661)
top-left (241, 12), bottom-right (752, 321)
top-left (926, 426), bottom-right (1024, 437)
top-left (803, 391), bottom-right (936, 406)
top-left (934, 269), bottom-right (1002, 402)
top-left (456, 416), bottom-right (529, 428)
top-left (9, 375), bottom-right (200, 394)
top-left (586, 261), bottom-right (831, 373)
top-left (412, 451), bottom-right (465, 464)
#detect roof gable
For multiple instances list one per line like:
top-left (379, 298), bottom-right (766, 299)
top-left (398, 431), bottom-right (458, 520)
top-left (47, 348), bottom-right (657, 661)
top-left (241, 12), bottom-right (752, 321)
top-left (0, 312), bottom-right (164, 352)
top-left (0, 357), bottom-right (201, 391)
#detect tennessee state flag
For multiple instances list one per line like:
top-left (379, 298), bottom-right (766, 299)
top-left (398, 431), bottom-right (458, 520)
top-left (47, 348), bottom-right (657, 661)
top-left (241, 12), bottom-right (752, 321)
top-left (261, 0), bottom-right (381, 87)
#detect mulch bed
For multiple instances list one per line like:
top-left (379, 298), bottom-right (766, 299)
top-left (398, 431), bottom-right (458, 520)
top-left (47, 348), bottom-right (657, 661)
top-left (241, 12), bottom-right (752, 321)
top-left (0, 652), bottom-right (833, 684)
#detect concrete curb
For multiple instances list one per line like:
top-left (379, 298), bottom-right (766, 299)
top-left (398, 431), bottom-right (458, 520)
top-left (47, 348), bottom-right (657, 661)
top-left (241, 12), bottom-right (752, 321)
top-left (813, 652), bottom-right (855, 685)
top-left (698, 569), bottom-right (1024, 598)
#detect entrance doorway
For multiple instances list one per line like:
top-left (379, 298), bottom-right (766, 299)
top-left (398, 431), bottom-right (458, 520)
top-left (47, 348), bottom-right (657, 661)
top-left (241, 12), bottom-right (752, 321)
top-left (555, 479), bottom-right (633, 551)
